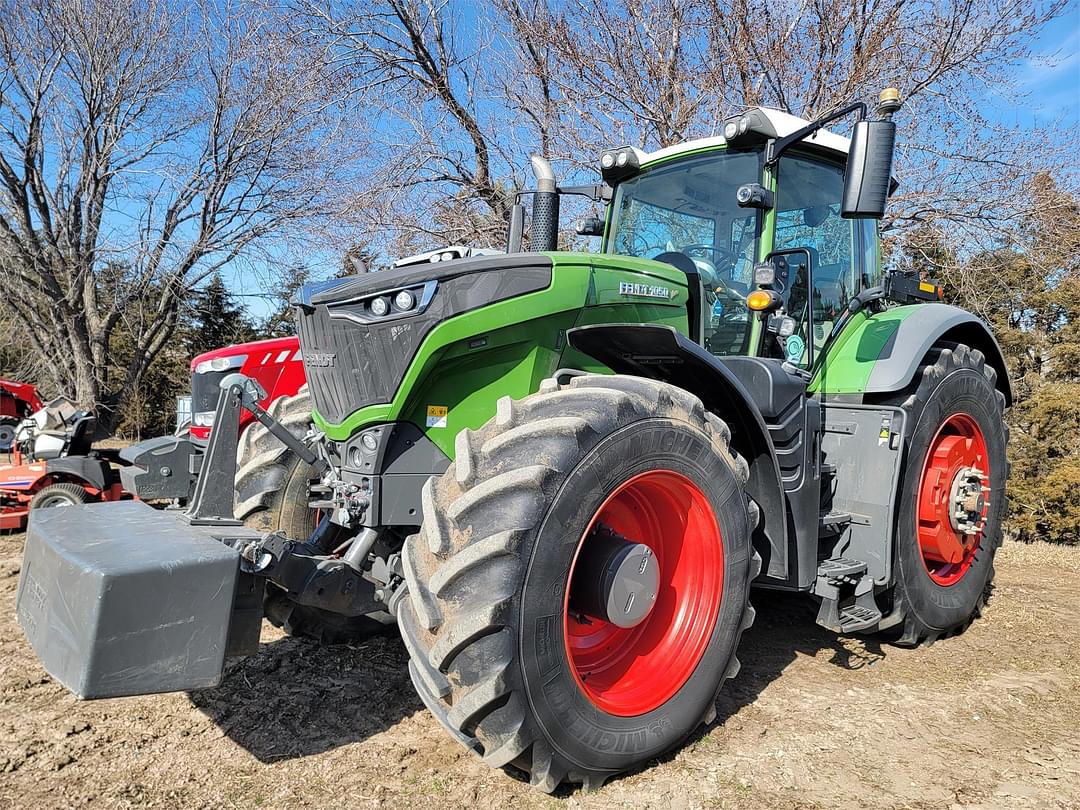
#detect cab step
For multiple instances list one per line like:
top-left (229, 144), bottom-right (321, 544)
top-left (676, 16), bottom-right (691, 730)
top-left (837, 603), bottom-right (883, 633)
top-left (814, 557), bottom-right (882, 634)
top-left (817, 556), bottom-right (865, 581)
top-left (818, 511), bottom-right (851, 535)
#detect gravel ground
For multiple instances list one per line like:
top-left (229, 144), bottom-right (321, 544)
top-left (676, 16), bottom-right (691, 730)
top-left (1, 531), bottom-right (1078, 809)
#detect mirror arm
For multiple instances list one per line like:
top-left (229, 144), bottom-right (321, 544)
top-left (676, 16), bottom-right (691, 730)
top-left (556, 183), bottom-right (611, 203)
top-left (765, 101), bottom-right (867, 168)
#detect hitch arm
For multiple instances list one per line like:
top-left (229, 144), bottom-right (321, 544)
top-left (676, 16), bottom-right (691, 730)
top-left (186, 373), bottom-right (327, 525)
top-left (221, 372), bottom-right (329, 476)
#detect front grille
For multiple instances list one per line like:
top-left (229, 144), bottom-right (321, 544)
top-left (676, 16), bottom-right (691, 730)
top-left (297, 306), bottom-right (411, 424)
top-left (298, 257), bottom-right (553, 425)
top-left (191, 370), bottom-right (228, 415)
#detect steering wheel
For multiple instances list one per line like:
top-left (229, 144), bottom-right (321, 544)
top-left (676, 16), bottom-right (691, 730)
top-left (680, 244), bottom-right (738, 271)
top-left (679, 244), bottom-right (747, 300)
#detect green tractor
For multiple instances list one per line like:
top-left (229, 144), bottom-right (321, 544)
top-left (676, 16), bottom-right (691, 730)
top-left (17, 89), bottom-right (1010, 792)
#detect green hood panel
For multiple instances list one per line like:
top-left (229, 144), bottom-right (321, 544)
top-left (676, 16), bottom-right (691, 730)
top-left (310, 253), bottom-right (691, 454)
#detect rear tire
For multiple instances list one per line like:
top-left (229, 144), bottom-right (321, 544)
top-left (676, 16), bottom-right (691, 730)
top-left (0, 419), bottom-right (16, 452)
top-left (884, 344), bottom-right (1008, 645)
top-left (398, 375), bottom-right (758, 791)
top-left (30, 482), bottom-right (91, 510)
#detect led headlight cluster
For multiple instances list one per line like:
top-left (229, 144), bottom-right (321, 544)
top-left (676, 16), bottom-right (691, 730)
top-left (327, 279), bottom-right (438, 325)
top-left (193, 353), bottom-right (246, 375)
top-left (368, 288), bottom-right (419, 317)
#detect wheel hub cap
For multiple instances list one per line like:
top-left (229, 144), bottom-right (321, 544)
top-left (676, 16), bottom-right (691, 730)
top-left (916, 413), bottom-right (990, 586)
top-left (569, 527), bottom-right (659, 629)
top-left (563, 470), bottom-right (724, 716)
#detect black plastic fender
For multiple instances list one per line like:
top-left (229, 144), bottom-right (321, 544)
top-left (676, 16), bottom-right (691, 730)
top-left (864, 304), bottom-right (1012, 405)
top-left (119, 435), bottom-right (201, 501)
top-left (45, 456), bottom-right (116, 493)
top-left (566, 324), bottom-right (787, 574)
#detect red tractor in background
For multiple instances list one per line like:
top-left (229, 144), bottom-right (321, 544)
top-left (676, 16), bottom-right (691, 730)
top-left (0, 380), bottom-right (43, 452)
top-left (2, 337), bottom-right (310, 533)
top-left (123, 335), bottom-right (314, 540)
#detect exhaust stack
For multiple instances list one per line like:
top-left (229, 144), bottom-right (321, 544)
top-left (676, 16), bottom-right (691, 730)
top-left (527, 155), bottom-right (559, 252)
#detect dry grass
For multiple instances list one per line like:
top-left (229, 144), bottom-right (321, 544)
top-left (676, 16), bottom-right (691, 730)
top-left (998, 538), bottom-right (1080, 573)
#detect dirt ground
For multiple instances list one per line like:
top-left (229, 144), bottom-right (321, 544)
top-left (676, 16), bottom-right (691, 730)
top-left (1, 533), bottom-right (1078, 810)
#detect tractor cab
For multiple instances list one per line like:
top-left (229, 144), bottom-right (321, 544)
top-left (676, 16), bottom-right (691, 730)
top-left (598, 106), bottom-right (883, 374)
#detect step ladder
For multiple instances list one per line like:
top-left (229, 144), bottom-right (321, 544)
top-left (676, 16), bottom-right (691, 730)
top-left (814, 557), bottom-right (882, 633)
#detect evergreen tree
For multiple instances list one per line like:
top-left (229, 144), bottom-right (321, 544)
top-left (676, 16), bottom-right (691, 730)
top-left (187, 274), bottom-right (258, 356)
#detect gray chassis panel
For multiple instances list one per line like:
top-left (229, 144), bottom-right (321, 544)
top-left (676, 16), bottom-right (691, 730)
top-left (819, 403), bottom-right (907, 584)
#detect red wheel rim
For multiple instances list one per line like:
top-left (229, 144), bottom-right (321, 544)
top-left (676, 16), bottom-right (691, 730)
top-left (563, 470), bottom-right (724, 716)
top-left (916, 413), bottom-right (990, 586)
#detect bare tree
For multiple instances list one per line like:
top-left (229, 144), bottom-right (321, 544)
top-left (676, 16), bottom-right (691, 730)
top-left (242, 0), bottom-right (1080, 266)
top-left (0, 0), bottom-right (354, 428)
top-left (499, 0), bottom-right (1074, 245)
top-left (297, 0), bottom-right (523, 251)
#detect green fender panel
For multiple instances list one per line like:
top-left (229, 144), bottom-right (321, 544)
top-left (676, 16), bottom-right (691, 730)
top-left (811, 303), bottom-right (1012, 404)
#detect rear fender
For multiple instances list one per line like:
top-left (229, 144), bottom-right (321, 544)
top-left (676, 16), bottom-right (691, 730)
top-left (0, 461), bottom-right (48, 490)
top-left (566, 324), bottom-right (787, 576)
top-left (44, 457), bottom-right (114, 493)
top-left (821, 304), bottom-right (1013, 405)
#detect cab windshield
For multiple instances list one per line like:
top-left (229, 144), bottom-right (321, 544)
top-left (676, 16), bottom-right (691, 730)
top-left (606, 149), bottom-right (763, 356)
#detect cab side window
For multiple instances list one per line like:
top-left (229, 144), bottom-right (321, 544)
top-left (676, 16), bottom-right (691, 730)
top-left (773, 155), bottom-right (856, 366)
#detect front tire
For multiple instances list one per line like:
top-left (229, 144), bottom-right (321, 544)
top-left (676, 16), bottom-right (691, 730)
top-left (234, 385), bottom-right (315, 539)
top-left (886, 344), bottom-right (1008, 645)
top-left (398, 375), bottom-right (758, 791)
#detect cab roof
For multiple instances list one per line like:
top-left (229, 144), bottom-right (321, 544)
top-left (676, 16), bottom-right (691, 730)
top-left (633, 107), bottom-right (851, 168)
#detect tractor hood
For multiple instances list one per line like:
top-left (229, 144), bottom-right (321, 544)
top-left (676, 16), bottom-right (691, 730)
top-left (295, 254), bottom-right (554, 425)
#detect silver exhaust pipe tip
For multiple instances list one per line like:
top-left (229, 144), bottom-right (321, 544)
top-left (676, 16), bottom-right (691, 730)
top-left (530, 154), bottom-right (556, 194)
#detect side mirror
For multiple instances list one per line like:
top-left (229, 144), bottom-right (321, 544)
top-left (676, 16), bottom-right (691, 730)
top-left (574, 216), bottom-right (604, 237)
top-left (841, 119), bottom-right (896, 219)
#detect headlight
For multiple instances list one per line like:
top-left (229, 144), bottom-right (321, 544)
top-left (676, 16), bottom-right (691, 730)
top-left (194, 353), bottom-right (247, 374)
top-left (599, 147), bottom-right (640, 183)
top-left (361, 432), bottom-right (379, 451)
top-left (193, 411), bottom-right (216, 426)
top-left (326, 280), bottom-right (436, 325)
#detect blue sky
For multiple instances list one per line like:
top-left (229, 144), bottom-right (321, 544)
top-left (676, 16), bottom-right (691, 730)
top-left (987, 10), bottom-right (1079, 129)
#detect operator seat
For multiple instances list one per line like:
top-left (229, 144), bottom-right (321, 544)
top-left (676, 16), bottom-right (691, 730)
top-left (64, 414), bottom-right (96, 457)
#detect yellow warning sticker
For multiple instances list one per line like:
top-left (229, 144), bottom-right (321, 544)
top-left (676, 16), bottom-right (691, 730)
top-left (426, 405), bottom-right (448, 428)
top-left (919, 281), bottom-right (936, 293)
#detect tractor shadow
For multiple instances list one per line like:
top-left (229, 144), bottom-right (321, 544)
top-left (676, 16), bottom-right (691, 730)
top-left (189, 628), bottom-right (420, 762)
top-left (190, 585), bottom-right (981, 777)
